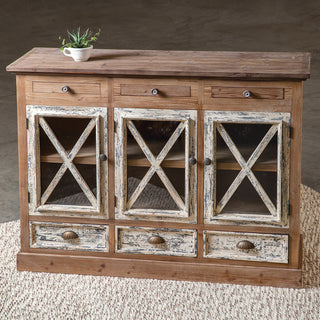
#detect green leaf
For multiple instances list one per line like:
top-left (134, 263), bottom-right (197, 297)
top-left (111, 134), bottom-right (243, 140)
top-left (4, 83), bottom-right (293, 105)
top-left (67, 31), bottom-right (77, 43)
top-left (61, 27), bottom-right (100, 48)
top-left (83, 28), bottom-right (89, 39)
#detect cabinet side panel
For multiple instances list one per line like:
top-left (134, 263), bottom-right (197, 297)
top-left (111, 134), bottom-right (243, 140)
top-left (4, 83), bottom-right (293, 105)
top-left (16, 75), bottom-right (29, 252)
top-left (289, 81), bottom-right (303, 268)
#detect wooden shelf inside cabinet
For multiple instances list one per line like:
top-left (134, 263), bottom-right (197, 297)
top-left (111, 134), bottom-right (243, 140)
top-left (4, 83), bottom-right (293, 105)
top-left (216, 145), bottom-right (278, 172)
top-left (40, 142), bottom-right (278, 171)
top-left (40, 145), bottom-right (97, 165)
top-left (127, 159), bottom-right (186, 168)
top-left (217, 162), bottom-right (277, 172)
top-left (126, 141), bottom-right (278, 171)
top-left (127, 140), bottom-right (186, 168)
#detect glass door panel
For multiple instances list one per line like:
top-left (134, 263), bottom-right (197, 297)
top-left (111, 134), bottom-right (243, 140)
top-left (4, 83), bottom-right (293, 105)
top-left (41, 163), bottom-right (97, 207)
top-left (204, 111), bottom-right (290, 226)
top-left (114, 108), bottom-right (197, 222)
top-left (27, 105), bottom-right (107, 217)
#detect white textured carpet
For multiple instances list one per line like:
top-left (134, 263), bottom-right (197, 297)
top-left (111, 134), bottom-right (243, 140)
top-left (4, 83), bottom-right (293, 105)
top-left (0, 185), bottom-right (319, 320)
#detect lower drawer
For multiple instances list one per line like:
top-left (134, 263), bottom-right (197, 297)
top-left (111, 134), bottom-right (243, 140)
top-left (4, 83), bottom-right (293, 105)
top-left (30, 222), bottom-right (109, 252)
top-left (203, 231), bottom-right (288, 263)
top-left (115, 226), bottom-right (197, 257)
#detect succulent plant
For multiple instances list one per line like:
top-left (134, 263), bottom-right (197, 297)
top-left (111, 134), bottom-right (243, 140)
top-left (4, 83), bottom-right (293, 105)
top-left (59, 27), bottom-right (101, 50)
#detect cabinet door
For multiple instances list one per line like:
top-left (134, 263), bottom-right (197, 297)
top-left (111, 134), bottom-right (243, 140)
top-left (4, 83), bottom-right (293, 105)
top-left (114, 108), bottom-right (197, 222)
top-left (27, 105), bottom-right (108, 217)
top-left (204, 111), bottom-right (290, 226)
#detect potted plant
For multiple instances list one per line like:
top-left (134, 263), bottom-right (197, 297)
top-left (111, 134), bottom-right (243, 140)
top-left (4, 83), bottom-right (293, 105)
top-left (59, 27), bottom-right (101, 62)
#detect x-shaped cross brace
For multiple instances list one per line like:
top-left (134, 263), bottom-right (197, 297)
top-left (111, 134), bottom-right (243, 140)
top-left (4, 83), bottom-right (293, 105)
top-left (126, 120), bottom-right (186, 211)
top-left (39, 117), bottom-right (97, 207)
top-left (216, 123), bottom-right (279, 216)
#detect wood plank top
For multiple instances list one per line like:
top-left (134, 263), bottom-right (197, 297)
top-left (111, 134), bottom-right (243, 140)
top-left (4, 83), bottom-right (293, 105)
top-left (6, 47), bottom-right (311, 80)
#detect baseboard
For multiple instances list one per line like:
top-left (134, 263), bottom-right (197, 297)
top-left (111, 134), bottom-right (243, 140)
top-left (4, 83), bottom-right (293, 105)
top-left (17, 252), bottom-right (302, 288)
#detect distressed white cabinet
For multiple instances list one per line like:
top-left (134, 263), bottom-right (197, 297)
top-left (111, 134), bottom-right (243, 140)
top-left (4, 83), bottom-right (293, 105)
top-left (114, 108), bottom-right (291, 228)
top-left (114, 108), bottom-right (197, 222)
top-left (7, 48), bottom-right (310, 287)
top-left (26, 105), bottom-right (108, 218)
top-left (203, 111), bottom-right (290, 226)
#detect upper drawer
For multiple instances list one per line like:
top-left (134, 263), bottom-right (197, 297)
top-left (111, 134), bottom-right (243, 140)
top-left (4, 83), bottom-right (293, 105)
top-left (25, 75), bottom-right (108, 106)
top-left (203, 80), bottom-right (292, 110)
top-left (120, 84), bottom-right (191, 97)
top-left (211, 86), bottom-right (284, 99)
top-left (113, 78), bottom-right (198, 109)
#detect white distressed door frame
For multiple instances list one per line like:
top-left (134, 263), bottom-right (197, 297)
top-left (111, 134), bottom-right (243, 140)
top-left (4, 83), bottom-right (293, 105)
top-left (204, 111), bottom-right (290, 226)
top-left (114, 108), bottom-right (197, 222)
top-left (27, 105), bottom-right (108, 217)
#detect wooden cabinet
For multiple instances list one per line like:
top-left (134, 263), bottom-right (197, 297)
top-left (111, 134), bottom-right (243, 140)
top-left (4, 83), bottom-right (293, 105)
top-left (6, 48), bottom-right (310, 287)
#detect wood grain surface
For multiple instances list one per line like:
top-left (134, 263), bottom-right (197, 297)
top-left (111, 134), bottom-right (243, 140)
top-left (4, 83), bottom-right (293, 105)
top-left (7, 48), bottom-right (310, 80)
top-left (17, 252), bottom-right (302, 288)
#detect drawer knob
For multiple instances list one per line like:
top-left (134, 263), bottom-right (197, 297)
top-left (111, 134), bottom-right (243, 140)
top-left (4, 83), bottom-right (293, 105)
top-left (203, 158), bottom-right (212, 166)
top-left (62, 86), bottom-right (70, 93)
top-left (99, 154), bottom-right (107, 161)
top-left (243, 90), bottom-right (251, 98)
top-left (61, 230), bottom-right (79, 240)
top-left (151, 88), bottom-right (159, 95)
top-left (148, 235), bottom-right (165, 244)
top-left (189, 157), bottom-right (197, 166)
top-left (236, 240), bottom-right (255, 250)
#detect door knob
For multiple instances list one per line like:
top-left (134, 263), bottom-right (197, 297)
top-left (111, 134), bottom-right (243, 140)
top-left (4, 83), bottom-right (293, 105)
top-left (189, 157), bottom-right (197, 166)
top-left (99, 154), bottom-right (107, 161)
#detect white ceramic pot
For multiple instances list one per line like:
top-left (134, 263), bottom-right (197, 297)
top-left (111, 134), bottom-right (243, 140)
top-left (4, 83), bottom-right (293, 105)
top-left (63, 46), bottom-right (93, 62)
